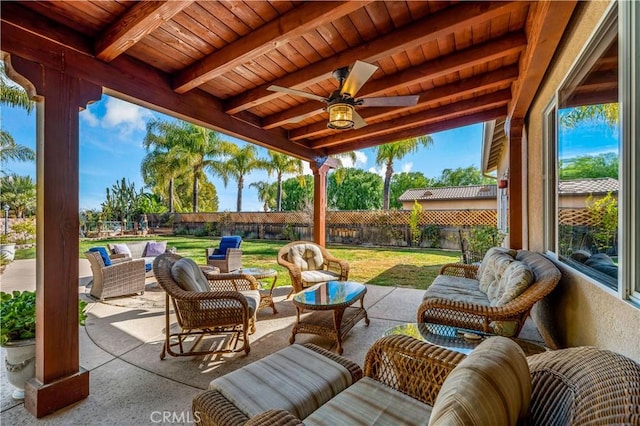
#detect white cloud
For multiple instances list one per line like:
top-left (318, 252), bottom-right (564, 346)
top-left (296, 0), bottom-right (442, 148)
top-left (369, 165), bottom-right (386, 179)
top-left (401, 162), bottom-right (413, 173)
top-left (101, 97), bottom-right (153, 135)
top-left (80, 109), bottom-right (99, 126)
top-left (336, 150), bottom-right (368, 168)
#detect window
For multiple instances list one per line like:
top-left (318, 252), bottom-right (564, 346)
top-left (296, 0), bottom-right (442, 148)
top-left (544, 1), bottom-right (640, 303)
top-left (547, 4), bottom-right (620, 290)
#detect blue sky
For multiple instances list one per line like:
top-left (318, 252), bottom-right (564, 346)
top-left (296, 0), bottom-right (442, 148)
top-left (3, 94), bottom-right (489, 211)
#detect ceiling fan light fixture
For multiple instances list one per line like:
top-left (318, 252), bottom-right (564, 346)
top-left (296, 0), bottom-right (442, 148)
top-left (327, 103), bottom-right (354, 130)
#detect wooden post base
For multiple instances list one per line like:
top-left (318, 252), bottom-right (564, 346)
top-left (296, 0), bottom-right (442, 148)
top-left (24, 369), bottom-right (90, 418)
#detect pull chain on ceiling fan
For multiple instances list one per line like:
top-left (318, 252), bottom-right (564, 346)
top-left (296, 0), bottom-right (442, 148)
top-left (267, 61), bottom-right (419, 130)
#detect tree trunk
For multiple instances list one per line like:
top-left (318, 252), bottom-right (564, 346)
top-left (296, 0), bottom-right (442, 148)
top-left (276, 173), bottom-right (283, 211)
top-left (383, 159), bottom-right (394, 210)
top-left (192, 172), bottom-right (199, 213)
top-left (168, 178), bottom-right (174, 213)
top-left (237, 176), bottom-right (243, 212)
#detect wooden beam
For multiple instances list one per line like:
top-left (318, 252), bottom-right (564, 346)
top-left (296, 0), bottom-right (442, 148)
top-left (507, 0), bottom-right (578, 119)
top-left (0, 12), bottom-right (321, 161)
top-left (225, 1), bottom-right (528, 114)
top-left (311, 160), bottom-right (333, 247)
top-left (311, 89), bottom-right (512, 149)
top-left (172, 1), bottom-right (370, 94)
top-left (95, 1), bottom-right (193, 62)
top-left (288, 65), bottom-right (518, 140)
top-left (8, 55), bottom-right (101, 418)
top-left (264, 32), bottom-right (526, 129)
top-left (506, 118), bottom-right (524, 249)
top-left (325, 107), bottom-right (507, 155)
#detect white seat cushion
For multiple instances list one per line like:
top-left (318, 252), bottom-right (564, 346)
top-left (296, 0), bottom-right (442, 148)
top-left (301, 270), bottom-right (340, 284)
top-left (289, 244), bottom-right (324, 271)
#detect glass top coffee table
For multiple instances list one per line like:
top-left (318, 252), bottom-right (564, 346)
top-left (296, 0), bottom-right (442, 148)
top-left (290, 281), bottom-right (369, 354)
top-left (384, 323), bottom-right (547, 356)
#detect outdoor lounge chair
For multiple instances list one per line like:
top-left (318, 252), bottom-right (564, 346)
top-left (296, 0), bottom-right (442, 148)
top-left (85, 248), bottom-right (146, 300)
top-left (153, 252), bottom-right (259, 358)
top-left (206, 235), bottom-right (242, 273)
top-left (277, 241), bottom-right (349, 295)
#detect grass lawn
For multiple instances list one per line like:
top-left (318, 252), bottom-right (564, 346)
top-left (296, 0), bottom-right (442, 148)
top-left (16, 236), bottom-right (461, 290)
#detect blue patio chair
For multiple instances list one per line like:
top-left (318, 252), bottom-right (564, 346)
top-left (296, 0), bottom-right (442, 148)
top-left (206, 236), bottom-right (243, 272)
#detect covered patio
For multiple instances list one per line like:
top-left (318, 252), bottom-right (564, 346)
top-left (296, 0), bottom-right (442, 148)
top-left (2, 0), bottom-right (640, 420)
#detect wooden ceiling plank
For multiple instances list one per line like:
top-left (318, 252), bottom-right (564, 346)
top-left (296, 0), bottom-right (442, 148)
top-left (172, 1), bottom-right (371, 94)
top-left (1, 16), bottom-right (319, 161)
top-left (507, 0), bottom-right (578, 120)
top-left (289, 65), bottom-right (519, 140)
top-left (326, 107), bottom-right (507, 155)
top-left (224, 1), bottom-right (528, 114)
top-left (262, 32), bottom-right (525, 129)
top-left (310, 89), bottom-right (511, 149)
top-left (95, 1), bottom-right (194, 62)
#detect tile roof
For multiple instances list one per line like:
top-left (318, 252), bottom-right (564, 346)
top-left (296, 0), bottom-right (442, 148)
top-left (399, 185), bottom-right (497, 201)
top-left (559, 178), bottom-right (619, 195)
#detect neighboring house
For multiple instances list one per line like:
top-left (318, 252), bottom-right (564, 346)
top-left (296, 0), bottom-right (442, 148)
top-left (398, 185), bottom-right (497, 211)
top-left (558, 177), bottom-right (618, 208)
top-left (482, 1), bottom-right (639, 361)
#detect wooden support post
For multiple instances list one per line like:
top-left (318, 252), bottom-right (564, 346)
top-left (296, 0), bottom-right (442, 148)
top-left (310, 157), bottom-right (339, 247)
top-left (7, 55), bottom-right (102, 418)
top-left (506, 118), bottom-right (523, 249)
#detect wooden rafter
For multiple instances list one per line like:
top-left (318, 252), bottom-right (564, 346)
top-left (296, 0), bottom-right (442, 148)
top-left (265, 33), bottom-right (526, 129)
top-left (310, 89), bottom-right (512, 149)
top-left (95, 1), bottom-right (194, 62)
top-left (326, 107), bottom-right (507, 155)
top-left (0, 7), bottom-right (319, 161)
top-left (289, 65), bottom-right (518, 141)
top-left (224, 1), bottom-right (528, 114)
top-left (172, 1), bottom-right (371, 94)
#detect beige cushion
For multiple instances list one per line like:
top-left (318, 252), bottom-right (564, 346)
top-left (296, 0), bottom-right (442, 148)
top-left (477, 247), bottom-right (517, 287)
top-left (210, 344), bottom-right (354, 420)
top-left (479, 252), bottom-right (515, 294)
top-left (429, 336), bottom-right (531, 426)
top-left (305, 377), bottom-right (432, 425)
top-left (171, 258), bottom-right (210, 292)
top-left (490, 261), bottom-right (535, 306)
top-left (289, 244), bottom-right (324, 271)
top-left (424, 275), bottom-right (489, 305)
top-left (301, 270), bottom-right (340, 284)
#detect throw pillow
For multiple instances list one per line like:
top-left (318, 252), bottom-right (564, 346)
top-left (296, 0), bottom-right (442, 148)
top-left (429, 337), bottom-right (531, 426)
top-left (479, 252), bottom-right (515, 294)
top-left (171, 258), bottom-right (210, 292)
top-left (145, 241), bottom-right (167, 257)
top-left (477, 247), bottom-right (517, 280)
top-left (490, 261), bottom-right (535, 306)
top-left (112, 243), bottom-right (132, 257)
top-left (89, 247), bottom-right (112, 266)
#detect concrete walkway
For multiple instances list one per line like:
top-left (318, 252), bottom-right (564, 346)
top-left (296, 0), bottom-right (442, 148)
top-left (0, 258), bottom-right (543, 425)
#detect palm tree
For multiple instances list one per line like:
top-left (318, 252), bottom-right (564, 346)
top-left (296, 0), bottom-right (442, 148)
top-left (1, 65), bottom-right (35, 168)
top-left (211, 144), bottom-right (266, 212)
top-left (265, 151), bottom-right (302, 211)
top-left (373, 135), bottom-right (433, 210)
top-left (249, 180), bottom-right (277, 212)
top-left (0, 174), bottom-right (36, 218)
top-left (141, 119), bottom-right (188, 213)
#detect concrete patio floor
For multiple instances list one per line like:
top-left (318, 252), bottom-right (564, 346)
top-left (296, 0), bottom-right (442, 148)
top-left (0, 258), bottom-right (543, 425)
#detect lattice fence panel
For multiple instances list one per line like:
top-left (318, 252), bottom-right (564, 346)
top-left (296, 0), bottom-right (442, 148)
top-left (559, 209), bottom-right (598, 227)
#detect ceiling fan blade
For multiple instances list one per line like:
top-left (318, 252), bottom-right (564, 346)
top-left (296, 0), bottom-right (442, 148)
top-left (360, 95), bottom-right (420, 107)
top-left (267, 85), bottom-right (326, 102)
top-left (340, 61), bottom-right (378, 97)
top-left (352, 110), bottom-right (368, 129)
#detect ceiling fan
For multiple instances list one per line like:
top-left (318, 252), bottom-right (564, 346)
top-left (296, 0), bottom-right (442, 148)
top-left (267, 61), bottom-right (419, 130)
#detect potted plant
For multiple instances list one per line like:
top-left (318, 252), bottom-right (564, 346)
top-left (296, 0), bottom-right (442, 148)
top-left (0, 291), bottom-right (87, 399)
top-left (0, 234), bottom-right (16, 262)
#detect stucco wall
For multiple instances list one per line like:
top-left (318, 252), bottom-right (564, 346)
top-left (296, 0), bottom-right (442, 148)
top-left (524, 0), bottom-right (640, 362)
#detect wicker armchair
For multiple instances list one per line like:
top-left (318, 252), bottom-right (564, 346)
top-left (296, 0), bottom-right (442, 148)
top-left (206, 236), bottom-right (243, 273)
top-left (85, 250), bottom-right (146, 300)
top-left (417, 250), bottom-right (561, 337)
top-left (153, 253), bottom-right (260, 358)
top-left (277, 241), bottom-right (349, 295)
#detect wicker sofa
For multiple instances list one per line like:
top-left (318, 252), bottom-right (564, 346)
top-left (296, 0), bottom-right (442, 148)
top-left (193, 337), bottom-right (640, 426)
top-left (107, 240), bottom-right (173, 275)
top-left (417, 248), bottom-right (561, 337)
top-left (193, 336), bottom-right (531, 426)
